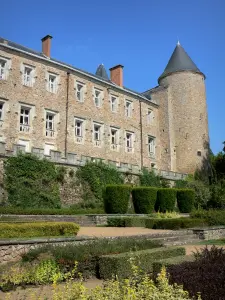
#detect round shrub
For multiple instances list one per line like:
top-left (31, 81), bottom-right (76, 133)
top-left (155, 188), bottom-right (177, 212)
top-left (104, 185), bottom-right (131, 214)
top-left (177, 189), bottom-right (195, 213)
top-left (132, 187), bottom-right (158, 214)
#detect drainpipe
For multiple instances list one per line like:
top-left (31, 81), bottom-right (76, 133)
top-left (65, 72), bottom-right (70, 157)
top-left (139, 100), bottom-right (143, 169)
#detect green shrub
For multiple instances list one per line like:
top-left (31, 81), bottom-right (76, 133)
top-left (145, 217), bottom-right (207, 230)
top-left (107, 217), bottom-right (147, 227)
top-left (104, 185), bottom-right (131, 214)
top-left (0, 206), bottom-right (104, 215)
top-left (4, 153), bottom-right (61, 209)
top-left (139, 168), bottom-right (161, 187)
top-left (99, 246), bottom-right (186, 279)
top-left (0, 222), bottom-right (80, 238)
top-left (107, 217), bottom-right (126, 227)
top-left (132, 187), bottom-right (158, 214)
top-left (155, 188), bottom-right (177, 212)
top-left (191, 209), bottom-right (225, 226)
top-left (177, 189), bottom-right (195, 213)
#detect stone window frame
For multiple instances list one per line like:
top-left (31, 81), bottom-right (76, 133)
top-left (147, 108), bottom-right (154, 125)
top-left (93, 87), bottom-right (103, 108)
top-left (74, 117), bottom-right (85, 144)
top-left (93, 121), bottom-right (103, 147)
top-left (46, 71), bottom-right (60, 94)
top-left (75, 80), bottom-right (86, 103)
top-left (110, 126), bottom-right (120, 151)
top-left (148, 135), bottom-right (156, 157)
top-left (0, 55), bottom-right (11, 80)
top-left (125, 99), bottom-right (133, 118)
top-left (110, 95), bottom-right (118, 113)
top-left (20, 63), bottom-right (36, 87)
top-left (45, 109), bottom-right (59, 138)
top-left (125, 130), bottom-right (134, 153)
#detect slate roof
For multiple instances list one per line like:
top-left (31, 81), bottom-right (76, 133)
top-left (158, 42), bottom-right (204, 82)
top-left (0, 37), bottom-right (156, 104)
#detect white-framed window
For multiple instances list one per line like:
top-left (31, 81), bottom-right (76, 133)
top-left (22, 65), bottom-right (35, 87)
top-left (110, 96), bottom-right (118, 112)
top-left (147, 108), bottom-right (153, 124)
top-left (0, 57), bottom-right (10, 80)
top-left (18, 139), bottom-right (30, 152)
top-left (125, 100), bottom-right (132, 117)
top-left (46, 112), bottom-right (55, 137)
top-left (76, 81), bottom-right (85, 102)
top-left (46, 72), bottom-right (59, 93)
top-left (20, 107), bottom-right (30, 132)
top-left (44, 143), bottom-right (55, 156)
top-left (125, 131), bottom-right (134, 152)
top-left (110, 127), bottom-right (119, 151)
top-left (75, 118), bottom-right (84, 143)
top-left (94, 88), bottom-right (102, 107)
top-left (93, 123), bottom-right (102, 146)
top-left (148, 136), bottom-right (155, 156)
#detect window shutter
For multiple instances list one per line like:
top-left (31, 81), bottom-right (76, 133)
top-left (45, 73), bottom-right (49, 92)
top-left (31, 69), bottom-right (35, 86)
top-left (56, 76), bottom-right (60, 93)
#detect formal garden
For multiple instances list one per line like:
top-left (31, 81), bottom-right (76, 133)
top-left (1, 147), bottom-right (225, 299)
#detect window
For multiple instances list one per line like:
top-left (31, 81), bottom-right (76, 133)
top-left (110, 128), bottom-right (119, 150)
top-left (20, 107), bottom-right (30, 132)
top-left (0, 102), bottom-right (4, 121)
top-left (126, 132), bottom-right (133, 152)
top-left (93, 123), bottom-right (101, 146)
top-left (197, 151), bottom-right (202, 157)
top-left (46, 112), bottom-right (55, 137)
top-left (76, 82), bottom-right (85, 102)
top-left (75, 118), bottom-right (84, 143)
top-left (0, 57), bottom-right (10, 80)
top-left (125, 100), bottom-right (132, 117)
top-left (148, 136), bottom-right (155, 156)
top-left (147, 109), bottom-right (153, 124)
top-left (23, 66), bottom-right (34, 87)
top-left (111, 96), bottom-right (117, 112)
top-left (18, 140), bottom-right (30, 152)
top-left (47, 73), bottom-right (58, 93)
top-left (94, 89), bottom-right (102, 107)
top-left (44, 144), bottom-right (55, 156)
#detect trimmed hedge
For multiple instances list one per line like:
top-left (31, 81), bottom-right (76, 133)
top-left (0, 222), bottom-right (80, 238)
top-left (155, 188), bottom-right (177, 212)
top-left (0, 207), bottom-right (104, 215)
top-left (132, 187), bottom-right (158, 214)
top-left (104, 185), bottom-right (131, 214)
top-left (152, 255), bottom-right (195, 275)
top-left (99, 246), bottom-right (186, 279)
top-left (107, 217), bottom-right (147, 227)
top-left (145, 217), bottom-right (208, 230)
top-left (190, 209), bottom-right (225, 226)
top-left (177, 189), bottom-right (195, 213)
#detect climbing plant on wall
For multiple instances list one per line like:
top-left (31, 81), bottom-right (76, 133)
top-left (4, 153), bottom-right (61, 208)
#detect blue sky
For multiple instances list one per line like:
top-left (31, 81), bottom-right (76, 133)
top-left (1, 0), bottom-right (224, 154)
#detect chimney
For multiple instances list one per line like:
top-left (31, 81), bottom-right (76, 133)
top-left (109, 64), bottom-right (124, 87)
top-left (41, 35), bottom-right (53, 57)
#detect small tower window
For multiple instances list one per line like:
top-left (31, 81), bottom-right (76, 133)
top-left (197, 151), bottom-right (202, 157)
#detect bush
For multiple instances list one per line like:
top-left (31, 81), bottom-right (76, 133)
top-left (177, 189), bottom-right (195, 213)
top-left (145, 218), bottom-right (207, 230)
top-left (99, 246), bottom-right (185, 279)
top-left (167, 246), bottom-right (225, 300)
top-left (0, 222), bottom-right (80, 238)
top-left (139, 169), bottom-right (161, 187)
top-left (132, 187), bottom-right (158, 214)
top-left (4, 153), bottom-right (61, 209)
top-left (104, 185), bottom-right (131, 214)
top-left (191, 209), bottom-right (225, 226)
top-left (107, 217), bottom-right (147, 227)
top-left (0, 206), bottom-right (104, 215)
top-left (22, 236), bottom-right (161, 278)
top-left (187, 180), bottom-right (211, 209)
top-left (155, 188), bottom-right (177, 212)
top-left (208, 183), bottom-right (225, 209)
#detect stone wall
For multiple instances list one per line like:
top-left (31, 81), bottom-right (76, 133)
top-left (193, 227), bottom-right (225, 240)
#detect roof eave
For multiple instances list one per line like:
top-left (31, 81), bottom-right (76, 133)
top-left (158, 69), bottom-right (206, 84)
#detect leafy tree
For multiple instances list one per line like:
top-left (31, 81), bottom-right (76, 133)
top-left (139, 169), bottom-right (161, 187)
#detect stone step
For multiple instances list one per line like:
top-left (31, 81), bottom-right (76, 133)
top-left (150, 234), bottom-right (199, 246)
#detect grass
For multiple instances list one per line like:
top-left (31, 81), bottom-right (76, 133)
top-left (199, 239), bottom-right (225, 245)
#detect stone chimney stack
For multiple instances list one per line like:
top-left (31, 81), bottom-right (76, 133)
top-left (41, 35), bottom-right (52, 57)
top-left (109, 64), bottom-right (124, 87)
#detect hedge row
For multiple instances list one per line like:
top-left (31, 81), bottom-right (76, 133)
top-left (190, 209), bottom-right (225, 226)
top-left (104, 185), bottom-right (195, 214)
top-left (0, 222), bottom-right (80, 238)
top-left (107, 217), bottom-right (207, 229)
top-left (99, 246), bottom-right (186, 279)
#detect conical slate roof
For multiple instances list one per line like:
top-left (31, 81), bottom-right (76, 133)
top-left (95, 64), bottom-right (109, 80)
top-left (158, 42), bottom-right (204, 82)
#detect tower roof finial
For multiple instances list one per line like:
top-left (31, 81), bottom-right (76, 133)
top-left (177, 40), bottom-right (180, 46)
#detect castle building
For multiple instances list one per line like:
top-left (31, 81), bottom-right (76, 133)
top-left (0, 35), bottom-right (209, 175)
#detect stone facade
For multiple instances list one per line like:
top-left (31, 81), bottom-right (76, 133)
top-left (0, 36), bottom-right (209, 175)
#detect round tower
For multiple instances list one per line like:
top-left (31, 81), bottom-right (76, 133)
top-left (158, 42), bottom-right (209, 174)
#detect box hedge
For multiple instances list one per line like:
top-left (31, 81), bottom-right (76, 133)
top-left (155, 188), bottom-right (177, 212)
top-left (99, 246), bottom-right (186, 279)
top-left (0, 222), bottom-right (80, 238)
top-left (145, 217), bottom-right (208, 230)
top-left (132, 187), bottom-right (158, 214)
top-left (177, 189), bottom-right (195, 213)
top-left (107, 216), bottom-right (147, 227)
top-left (104, 185), bottom-right (131, 214)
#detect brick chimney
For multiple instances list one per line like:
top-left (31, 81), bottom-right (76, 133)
top-left (109, 64), bottom-right (124, 87)
top-left (41, 35), bottom-right (53, 57)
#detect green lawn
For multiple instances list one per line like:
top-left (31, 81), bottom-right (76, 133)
top-left (199, 239), bottom-right (225, 245)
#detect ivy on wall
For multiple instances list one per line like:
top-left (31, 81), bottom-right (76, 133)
top-left (4, 153), bottom-right (61, 208)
